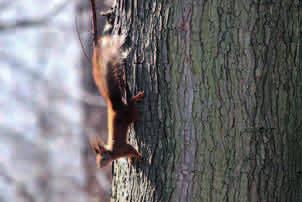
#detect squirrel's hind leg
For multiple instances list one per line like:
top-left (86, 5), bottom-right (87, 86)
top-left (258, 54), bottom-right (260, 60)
top-left (127, 144), bottom-right (142, 165)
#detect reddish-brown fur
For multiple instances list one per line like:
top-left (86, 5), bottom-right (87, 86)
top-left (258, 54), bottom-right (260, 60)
top-left (91, 36), bottom-right (143, 167)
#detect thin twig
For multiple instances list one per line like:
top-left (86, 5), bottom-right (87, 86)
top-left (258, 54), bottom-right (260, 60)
top-left (74, 14), bottom-right (91, 65)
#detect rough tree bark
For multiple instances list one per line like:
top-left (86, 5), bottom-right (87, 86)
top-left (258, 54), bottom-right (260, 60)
top-left (109, 0), bottom-right (302, 202)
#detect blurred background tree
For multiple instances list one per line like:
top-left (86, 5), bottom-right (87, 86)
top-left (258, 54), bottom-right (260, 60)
top-left (0, 0), bottom-right (112, 201)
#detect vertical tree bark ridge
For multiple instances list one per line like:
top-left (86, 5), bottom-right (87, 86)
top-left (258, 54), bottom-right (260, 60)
top-left (111, 0), bottom-right (302, 202)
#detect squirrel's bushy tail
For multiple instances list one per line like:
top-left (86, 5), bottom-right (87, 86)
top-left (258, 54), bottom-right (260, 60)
top-left (98, 35), bottom-right (126, 66)
top-left (93, 35), bottom-right (127, 110)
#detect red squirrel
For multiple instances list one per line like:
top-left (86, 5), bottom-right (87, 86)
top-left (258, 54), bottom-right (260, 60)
top-left (91, 35), bottom-right (144, 168)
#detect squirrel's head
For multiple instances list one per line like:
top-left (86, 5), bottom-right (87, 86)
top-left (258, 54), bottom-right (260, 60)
top-left (95, 145), bottom-right (112, 168)
top-left (90, 136), bottom-right (112, 168)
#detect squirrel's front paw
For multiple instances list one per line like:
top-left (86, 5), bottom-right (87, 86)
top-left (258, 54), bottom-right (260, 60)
top-left (132, 91), bottom-right (144, 102)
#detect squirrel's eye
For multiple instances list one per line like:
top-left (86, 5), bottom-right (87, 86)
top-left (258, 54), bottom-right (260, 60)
top-left (102, 153), bottom-right (110, 161)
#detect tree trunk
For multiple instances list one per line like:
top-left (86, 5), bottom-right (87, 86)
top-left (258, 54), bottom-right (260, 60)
top-left (110, 1), bottom-right (302, 202)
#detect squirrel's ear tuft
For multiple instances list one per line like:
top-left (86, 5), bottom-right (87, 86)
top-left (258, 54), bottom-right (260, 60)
top-left (89, 135), bottom-right (105, 154)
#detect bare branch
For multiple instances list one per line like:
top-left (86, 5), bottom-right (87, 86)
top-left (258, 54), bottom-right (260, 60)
top-left (0, 1), bottom-right (68, 31)
top-left (0, 1), bottom-right (13, 10)
top-left (89, 0), bottom-right (98, 45)
top-left (75, 14), bottom-right (91, 66)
